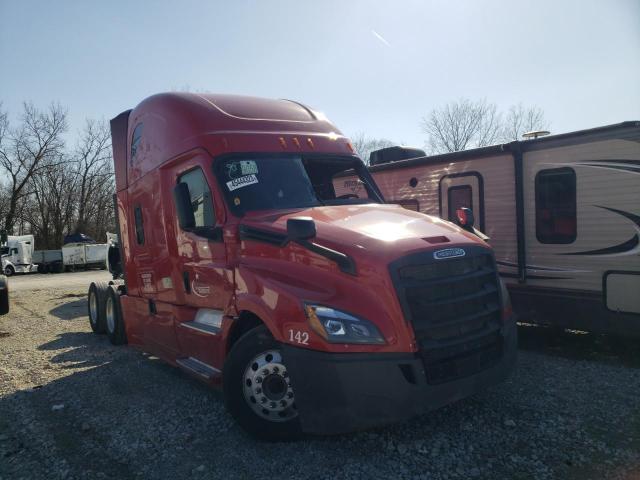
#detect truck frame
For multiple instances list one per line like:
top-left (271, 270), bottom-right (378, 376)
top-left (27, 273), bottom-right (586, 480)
top-left (87, 93), bottom-right (516, 439)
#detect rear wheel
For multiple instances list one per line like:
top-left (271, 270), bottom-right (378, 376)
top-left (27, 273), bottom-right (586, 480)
top-left (223, 325), bottom-right (302, 441)
top-left (105, 286), bottom-right (127, 345)
top-left (87, 282), bottom-right (108, 334)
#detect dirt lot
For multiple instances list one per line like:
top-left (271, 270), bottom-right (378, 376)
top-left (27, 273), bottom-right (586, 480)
top-left (0, 272), bottom-right (639, 480)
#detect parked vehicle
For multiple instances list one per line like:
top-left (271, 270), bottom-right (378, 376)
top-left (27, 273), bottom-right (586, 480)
top-left (87, 92), bottom-right (516, 440)
top-left (0, 275), bottom-right (8, 315)
top-left (1, 235), bottom-right (38, 276)
top-left (366, 121), bottom-right (640, 336)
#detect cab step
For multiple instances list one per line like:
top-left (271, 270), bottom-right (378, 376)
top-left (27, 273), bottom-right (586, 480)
top-left (180, 321), bottom-right (221, 335)
top-left (176, 357), bottom-right (220, 380)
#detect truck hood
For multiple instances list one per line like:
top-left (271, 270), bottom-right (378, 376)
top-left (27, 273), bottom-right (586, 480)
top-left (240, 203), bottom-right (483, 261)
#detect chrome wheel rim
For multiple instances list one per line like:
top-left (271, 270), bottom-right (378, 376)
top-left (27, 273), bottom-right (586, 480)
top-left (89, 290), bottom-right (98, 325)
top-left (243, 350), bottom-right (297, 422)
top-left (105, 295), bottom-right (115, 333)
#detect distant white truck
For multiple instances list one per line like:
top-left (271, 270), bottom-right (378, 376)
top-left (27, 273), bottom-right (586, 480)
top-left (1, 235), bottom-right (38, 276)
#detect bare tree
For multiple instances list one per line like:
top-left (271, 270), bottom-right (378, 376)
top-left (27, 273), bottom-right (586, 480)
top-left (502, 103), bottom-right (549, 141)
top-left (350, 132), bottom-right (396, 165)
top-left (72, 119), bottom-right (113, 233)
top-left (421, 99), bottom-right (502, 154)
top-left (0, 102), bottom-right (68, 233)
top-left (28, 158), bottom-right (78, 248)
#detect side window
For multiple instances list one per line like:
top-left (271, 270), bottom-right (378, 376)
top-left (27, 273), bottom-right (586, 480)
top-left (131, 123), bottom-right (143, 160)
top-left (535, 167), bottom-right (577, 244)
top-left (134, 205), bottom-right (145, 245)
top-left (177, 168), bottom-right (215, 227)
top-left (448, 185), bottom-right (472, 222)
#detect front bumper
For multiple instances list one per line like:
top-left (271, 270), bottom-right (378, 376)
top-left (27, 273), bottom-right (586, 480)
top-left (282, 318), bottom-right (517, 435)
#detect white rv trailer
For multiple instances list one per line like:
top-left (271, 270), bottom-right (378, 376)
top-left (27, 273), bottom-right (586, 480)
top-left (365, 121), bottom-right (640, 336)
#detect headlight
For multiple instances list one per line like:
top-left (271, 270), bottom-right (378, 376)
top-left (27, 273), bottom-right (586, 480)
top-left (499, 278), bottom-right (512, 320)
top-left (304, 304), bottom-right (385, 344)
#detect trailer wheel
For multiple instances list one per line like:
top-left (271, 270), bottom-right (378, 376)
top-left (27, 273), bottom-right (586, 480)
top-left (105, 286), bottom-right (127, 345)
top-left (223, 325), bottom-right (302, 441)
top-left (0, 276), bottom-right (8, 315)
top-left (4, 265), bottom-right (14, 277)
top-left (87, 282), bottom-right (109, 334)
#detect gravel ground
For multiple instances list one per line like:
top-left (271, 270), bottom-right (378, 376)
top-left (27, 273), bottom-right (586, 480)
top-left (0, 273), bottom-right (639, 480)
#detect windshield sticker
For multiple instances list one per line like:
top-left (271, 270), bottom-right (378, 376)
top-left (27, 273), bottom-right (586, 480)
top-left (343, 179), bottom-right (363, 193)
top-left (226, 161), bottom-right (258, 179)
top-left (240, 160), bottom-right (258, 175)
top-left (227, 174), bottom-right (258, 191)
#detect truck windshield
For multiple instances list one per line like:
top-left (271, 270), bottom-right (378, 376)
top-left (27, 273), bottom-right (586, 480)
top-left (217, 155), bottom-right (382, 214)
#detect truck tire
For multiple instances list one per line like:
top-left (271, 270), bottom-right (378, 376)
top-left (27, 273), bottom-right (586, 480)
top-left (52, 262), bottom-right (64, 274)
top-left (223, 325), bottom-right (302, 441)
top-left (37, 264), bottom-right (46, 274)
top-left (105, 286), bottom-right (127, 345)
top-left (87, 281), bottom-right (109, 334)
top-left (0, 276), bottom-right (8, 315)
top-left (4, 265), bottom-right (14, 277)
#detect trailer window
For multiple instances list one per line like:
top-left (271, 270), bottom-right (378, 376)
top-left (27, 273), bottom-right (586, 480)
top-left (447, 185), bottom-right (472, 223)
top-left (535, 167), bottom-right (576, 244)
top-left (134, 205), bottom-right (145, 245)
top-left (177, 168), bottom-right (215, 227)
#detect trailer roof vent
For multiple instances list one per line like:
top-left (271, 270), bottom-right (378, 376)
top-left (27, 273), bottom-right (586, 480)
top-left (522, 130), bottom-right (550, 140)
top-left (369, 146), bottom-right (426, 166)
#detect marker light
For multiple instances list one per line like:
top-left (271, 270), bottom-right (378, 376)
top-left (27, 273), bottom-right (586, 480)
top-left (292, 137), bottom-right (301, 149)
top-left (456, 208), bottom-right (468, 226)
top-left (306, 137), bottom-right (315, 149)
top-left (304, 304), bottom-right (385, 344)
top-left (279, 137), bottom-right (287, 149)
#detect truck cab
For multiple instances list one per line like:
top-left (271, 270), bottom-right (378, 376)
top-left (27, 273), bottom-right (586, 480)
top-left (1, 235), bottom-right (36, 276)
top-left (92, 93), bottom-right (516, 439)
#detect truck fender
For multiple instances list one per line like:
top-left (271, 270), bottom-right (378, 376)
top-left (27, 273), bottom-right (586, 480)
top-left (232, 293), bottom-right (283, 342)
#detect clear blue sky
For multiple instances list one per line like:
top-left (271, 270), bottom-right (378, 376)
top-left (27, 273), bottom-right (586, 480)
top-left (1, 0), bottom-right (639, 146)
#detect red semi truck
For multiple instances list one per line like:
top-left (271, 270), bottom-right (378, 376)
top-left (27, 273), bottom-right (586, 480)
top-left (87, 93), bottom-right (516, 440)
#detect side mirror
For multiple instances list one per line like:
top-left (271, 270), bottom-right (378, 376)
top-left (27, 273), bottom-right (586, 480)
top-left (456, 207), bottom-right (475, 229)
top-left (173, 183), bottom-right (195, 230)
top-left (287, 217), bottom-right (316, 242)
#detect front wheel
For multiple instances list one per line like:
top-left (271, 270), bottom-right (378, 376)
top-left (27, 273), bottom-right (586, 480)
top-left (223, 326), bottom-right (302, 441)
top-left (4, 265), bottom-right (14, 277)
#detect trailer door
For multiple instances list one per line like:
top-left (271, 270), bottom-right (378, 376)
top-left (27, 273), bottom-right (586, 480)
top-left (439, 172), bottom-right (485, 231)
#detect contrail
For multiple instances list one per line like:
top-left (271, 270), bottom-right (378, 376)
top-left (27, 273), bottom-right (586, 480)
top-left (371, 29), bottom-right (390, 47)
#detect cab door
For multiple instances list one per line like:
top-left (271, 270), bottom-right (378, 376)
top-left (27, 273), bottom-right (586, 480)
top-left (161, 149), bottom-right (233, 372)
top-left (439, 172), bottom-right (485, 231)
